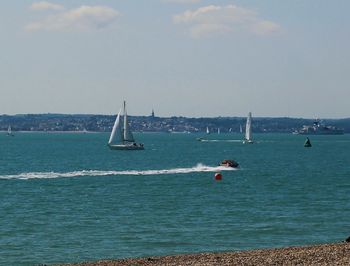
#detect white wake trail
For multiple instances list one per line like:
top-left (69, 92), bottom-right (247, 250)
top-left (0, 164), bottom-right (237, 180)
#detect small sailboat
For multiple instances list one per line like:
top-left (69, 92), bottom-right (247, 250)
top-left (7, 126), bottom-right (14, 137)
top-left (217, 128), bottom-right (220, 134)
top-left (239, 124), bottom-right (243, 134)
top-left (243, 112), bottom-right (253, 144)
top-left (108, 101), bottom-right (144, 150)
top-left (206, 127), bottom-right (210, 134)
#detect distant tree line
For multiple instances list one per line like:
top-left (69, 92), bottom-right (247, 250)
top-left (0, 114), bottom-right (349, 133)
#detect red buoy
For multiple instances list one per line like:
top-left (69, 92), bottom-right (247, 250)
top-left (215, 172), bottom-right (222, 180)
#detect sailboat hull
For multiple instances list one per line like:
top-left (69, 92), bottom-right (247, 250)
top-left (108, 143), bottom-right (144, 150)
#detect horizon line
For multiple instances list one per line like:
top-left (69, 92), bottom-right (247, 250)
top-left (1, 113), bottom-right (349, 120)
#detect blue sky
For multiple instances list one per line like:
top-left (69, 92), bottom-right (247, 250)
top-left (1, 1), bottom-right (349, 118)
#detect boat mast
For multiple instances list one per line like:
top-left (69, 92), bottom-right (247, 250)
top-left (123, 101), bottom-right (126, 143)
top-left (122, 101), bottom-right (135, 143)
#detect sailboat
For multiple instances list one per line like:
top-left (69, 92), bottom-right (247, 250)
top-left (206, 127), bottom-right (210, 134)
top-left (7, 126), bottom-right (14, 137)
top-left (243, 112), bottom-right (253, 144)
top-left (108, 101), bottom-right (144, 150)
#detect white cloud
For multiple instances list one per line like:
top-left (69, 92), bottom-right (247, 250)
top-left (251, 20), bottom-right (281, 35)
top-left (30, 1), bottom-right (64, 11)
top-left (162, 0), bottom-right (201, 3)
top-left (173, 5), bottom-right (281, 38)
top-left (26, 5), bottom-right (120, 32)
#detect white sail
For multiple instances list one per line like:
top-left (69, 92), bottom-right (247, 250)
top-left (7, 125), bottom-right (14, 136)
top-left (206, 127), bottom-right (210, 134)
top-left (108, 109), bottom-right (123, 144)
top-left (245, 112), bottom-right (252, 141)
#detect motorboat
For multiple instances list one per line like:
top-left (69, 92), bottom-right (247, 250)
top-left (219, 159), bottom-right (239, 168)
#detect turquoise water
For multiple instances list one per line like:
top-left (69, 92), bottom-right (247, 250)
top-left (0, 133), bottom-right (349, 265)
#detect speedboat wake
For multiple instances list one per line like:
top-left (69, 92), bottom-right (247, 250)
top-left (0, 164), bottom-right (237, 180)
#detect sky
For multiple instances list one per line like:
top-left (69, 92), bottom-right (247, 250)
top-left (1, 0), bottom-right (349, 118)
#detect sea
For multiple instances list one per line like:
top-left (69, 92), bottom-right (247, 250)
top-left (0, 132), bottom-right (349, 265)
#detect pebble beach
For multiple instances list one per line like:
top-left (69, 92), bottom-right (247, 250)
top-left (60, 242), bottom-right (350, 266)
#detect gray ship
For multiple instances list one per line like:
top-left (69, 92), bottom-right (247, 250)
top-left (293, 120), bottom-right (344, 135)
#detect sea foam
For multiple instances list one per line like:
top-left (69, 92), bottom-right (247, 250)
top-left (0, 164), bottom-right (237, 180)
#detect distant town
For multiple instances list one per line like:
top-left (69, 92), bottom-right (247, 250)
top-left (1, 112), bottom-right (350, 134)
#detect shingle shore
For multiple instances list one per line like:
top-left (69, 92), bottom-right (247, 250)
top-left (59, 242), bottom-right (350, 266)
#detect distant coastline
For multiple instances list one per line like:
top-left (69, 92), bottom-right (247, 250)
top-left (1, 114), bottom-right (349, 134)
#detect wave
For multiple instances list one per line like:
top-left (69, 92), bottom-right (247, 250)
top-left (0, 164), bottom-right (237, 180)
top-left (198, 139), bottom-right (243, 142)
